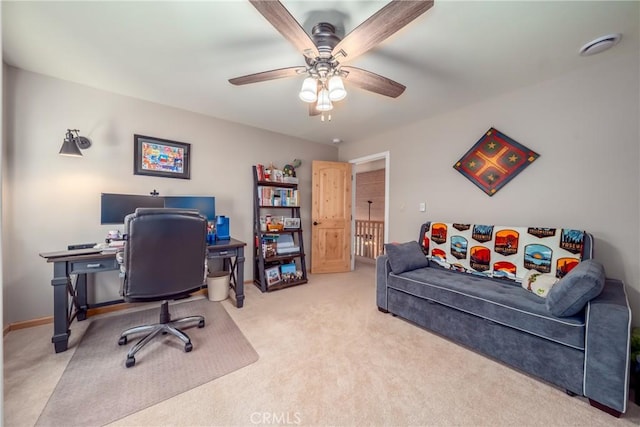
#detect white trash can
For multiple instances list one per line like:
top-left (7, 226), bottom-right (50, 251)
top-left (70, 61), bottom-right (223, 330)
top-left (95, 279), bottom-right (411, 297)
top-left (207, 271), bottom-right (230, 302)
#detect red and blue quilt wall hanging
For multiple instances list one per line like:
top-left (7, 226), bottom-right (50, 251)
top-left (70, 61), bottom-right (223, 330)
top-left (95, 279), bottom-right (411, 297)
top-left (454, 128), bottom-right (539, 196)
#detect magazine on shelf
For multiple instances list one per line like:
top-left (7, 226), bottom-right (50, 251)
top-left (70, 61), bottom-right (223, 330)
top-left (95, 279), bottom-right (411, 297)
top-left (277, 234), bottom-right (299, 254)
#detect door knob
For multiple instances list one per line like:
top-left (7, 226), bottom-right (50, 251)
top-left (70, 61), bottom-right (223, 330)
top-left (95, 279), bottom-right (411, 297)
top-left (313, 221), bottom-right (321, 226)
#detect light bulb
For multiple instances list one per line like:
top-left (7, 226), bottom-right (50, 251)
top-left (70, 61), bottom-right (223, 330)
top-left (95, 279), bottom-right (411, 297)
top-left (328, 75), bottom-right (346, 101)
top-left (298, 77), bottom-right (317, 103)
top-left (316, 88), bottom-right (333, 111)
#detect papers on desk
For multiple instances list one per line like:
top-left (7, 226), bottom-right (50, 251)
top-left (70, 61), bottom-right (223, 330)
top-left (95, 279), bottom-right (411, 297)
top-left (92, 240), bottom-right (125, 254)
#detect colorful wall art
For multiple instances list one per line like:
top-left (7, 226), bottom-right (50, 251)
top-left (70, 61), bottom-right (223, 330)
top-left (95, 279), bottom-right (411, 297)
top-left (454, 128), bottom-right (539, 196)
top-left (133, 134), bottom-right (191, 179)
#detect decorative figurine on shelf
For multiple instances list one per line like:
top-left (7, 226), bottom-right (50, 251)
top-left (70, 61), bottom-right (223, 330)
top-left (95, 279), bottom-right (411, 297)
top-left (291, 159), bottom-right (303, 176)
top-left (264, 162), bottom-right (277, 181)
top-left (283, 164), bottom-right (295, 177)
top-left (283, 159), bottom-right (301, 181)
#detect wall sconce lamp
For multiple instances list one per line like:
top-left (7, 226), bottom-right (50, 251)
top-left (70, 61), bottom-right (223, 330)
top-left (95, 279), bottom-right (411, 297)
top-left (59, 129), bottom-right (91, 157)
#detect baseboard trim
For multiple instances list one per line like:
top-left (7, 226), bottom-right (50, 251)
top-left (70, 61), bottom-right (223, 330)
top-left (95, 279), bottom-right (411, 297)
top-left (3, 289), bottom-right (210, 336)
top-left (4, 316), bottom-right (52, 336)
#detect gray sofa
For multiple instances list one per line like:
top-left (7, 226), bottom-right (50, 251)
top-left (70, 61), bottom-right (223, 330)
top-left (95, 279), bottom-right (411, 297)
top-left (376, 223), bottom-right (632, 417)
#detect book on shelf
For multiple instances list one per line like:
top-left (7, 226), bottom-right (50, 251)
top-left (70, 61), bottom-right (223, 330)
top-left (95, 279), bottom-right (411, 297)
top-left (256, 164), bottom-right (266, 181)
top-left (257, 186), bottom-right (299, 207)
top-left (261, 234), bottom-right (279, 258)
top-left (263, 242), bottom-right (277, 258)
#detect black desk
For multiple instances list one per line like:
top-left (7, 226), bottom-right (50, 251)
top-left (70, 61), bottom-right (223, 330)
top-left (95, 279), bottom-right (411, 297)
top-left (39, 238), bottom-right (246, 353)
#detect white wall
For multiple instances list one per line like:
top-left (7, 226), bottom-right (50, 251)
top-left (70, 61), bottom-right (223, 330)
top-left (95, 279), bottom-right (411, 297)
top-left (3, 66), bottom-right (338, 324)
top-left (339, 53), bottom-right (640, 326)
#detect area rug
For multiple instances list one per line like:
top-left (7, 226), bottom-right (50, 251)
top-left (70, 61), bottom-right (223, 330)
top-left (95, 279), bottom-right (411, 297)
top-left (36, 298), bottom-right (259, 426)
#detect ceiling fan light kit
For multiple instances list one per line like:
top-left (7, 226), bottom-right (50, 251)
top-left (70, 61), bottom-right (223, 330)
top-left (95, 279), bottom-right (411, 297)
top-left (299, 77), bottom-right (318, 102)
top-left (328, 76), bottom-right (347, 102)
top-left (316, 88), bottom-right (333, 112)
top-left (230, 0), bottom-right (434, 119)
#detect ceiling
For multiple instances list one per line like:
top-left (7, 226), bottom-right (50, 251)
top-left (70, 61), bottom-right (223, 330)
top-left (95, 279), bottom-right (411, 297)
top-left (2, 1), bottom-right (638, 145)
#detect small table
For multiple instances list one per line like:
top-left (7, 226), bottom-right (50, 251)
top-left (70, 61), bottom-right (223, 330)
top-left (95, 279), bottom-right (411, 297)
top-left (208, 238), bottom-right (246, 308)
top-left (39, 238), bottom-right (246, 353)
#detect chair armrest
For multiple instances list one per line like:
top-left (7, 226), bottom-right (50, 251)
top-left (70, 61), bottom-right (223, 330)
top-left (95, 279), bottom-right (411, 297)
top-left (584, 278), bottom-right (632, 414)
top-left (376, 254), bottom-right (390, 311)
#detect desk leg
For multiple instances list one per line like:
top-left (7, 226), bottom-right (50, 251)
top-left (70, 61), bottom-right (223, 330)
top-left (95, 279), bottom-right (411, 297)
top-left (51, 261), bottom-right (70, 353)
top-left (236, 247), bottom-right (245, 308)
top-left (76, 273), bottom-right (88, 321)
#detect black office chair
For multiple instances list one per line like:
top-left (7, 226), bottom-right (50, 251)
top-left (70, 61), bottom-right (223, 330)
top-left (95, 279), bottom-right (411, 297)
top-left (116, 208), bottom-right (208, 368)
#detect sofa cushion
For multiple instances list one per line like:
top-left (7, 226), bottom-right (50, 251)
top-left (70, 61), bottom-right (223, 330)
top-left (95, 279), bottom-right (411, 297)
top-left (388, 266), bottom-right (586, 349)
top-left (384, 241), bottom-right (429, 274)
top-left (546, 259), bottom-right (605, 317)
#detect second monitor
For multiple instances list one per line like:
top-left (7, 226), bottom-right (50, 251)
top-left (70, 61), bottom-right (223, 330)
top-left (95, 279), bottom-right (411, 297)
top-left (163, 196), bottom-right (216, 221)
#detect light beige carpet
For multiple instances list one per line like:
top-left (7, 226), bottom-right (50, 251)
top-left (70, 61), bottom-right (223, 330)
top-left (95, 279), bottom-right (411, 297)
top-left (35, 299), bottom-right (258, 426)
top-left (5, 262), bottom-right (640, 426)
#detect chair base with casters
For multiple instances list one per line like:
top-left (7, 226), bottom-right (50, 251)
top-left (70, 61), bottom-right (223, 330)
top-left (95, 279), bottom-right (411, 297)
top-left (118, 300), bottom-right (205, 368)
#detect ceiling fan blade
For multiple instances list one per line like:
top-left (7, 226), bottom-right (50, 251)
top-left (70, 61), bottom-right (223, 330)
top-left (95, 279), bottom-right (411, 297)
top-left (342, 66), bottom-right (406, 98)
top-left (249, 0), bottom-right (319, 59)
top-left (229, 66), bottom-right (305, 85)
top-left (333, 0), bottom-right (433, 63)
top-left (309, 103), bottom-right (321, 116)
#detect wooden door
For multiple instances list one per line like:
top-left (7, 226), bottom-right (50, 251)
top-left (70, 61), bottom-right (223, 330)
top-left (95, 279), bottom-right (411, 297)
top-left (311, 160), bottom-right (352, 273)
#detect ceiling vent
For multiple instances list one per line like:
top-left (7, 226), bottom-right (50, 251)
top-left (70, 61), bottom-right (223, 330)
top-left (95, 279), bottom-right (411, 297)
top-left (579, 34), bottom-right (621, 56)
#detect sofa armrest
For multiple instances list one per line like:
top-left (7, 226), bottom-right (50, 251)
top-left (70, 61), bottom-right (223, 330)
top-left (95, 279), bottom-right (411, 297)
top-left (376, 254), bottom-right (390, 311)
top-left (584, 278), bottom-right (632, 414)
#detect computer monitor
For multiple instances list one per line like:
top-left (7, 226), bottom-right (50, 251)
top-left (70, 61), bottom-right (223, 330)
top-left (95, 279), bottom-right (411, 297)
top-left (163, 196), bottom-right (216, 221)
top-left (100, 193), bottom-right (165, 224)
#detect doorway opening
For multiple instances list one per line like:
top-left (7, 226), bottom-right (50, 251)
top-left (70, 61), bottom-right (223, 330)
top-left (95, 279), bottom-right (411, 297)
top-left (349, 152), bottom-right (389, 270)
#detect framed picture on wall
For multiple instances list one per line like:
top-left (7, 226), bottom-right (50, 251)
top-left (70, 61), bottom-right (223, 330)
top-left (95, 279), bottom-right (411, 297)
top-left (133, 134), bottom-right (191, 179)
top-left (283, 217), bottom-right (301, 229)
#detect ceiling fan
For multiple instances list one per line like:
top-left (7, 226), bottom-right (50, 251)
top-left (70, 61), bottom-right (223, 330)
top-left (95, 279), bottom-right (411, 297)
top-left (229, 0), bottom-right (434, 118)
